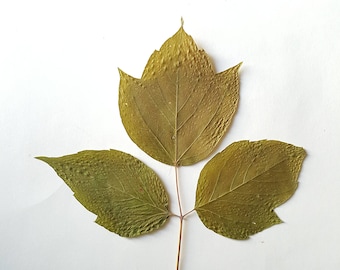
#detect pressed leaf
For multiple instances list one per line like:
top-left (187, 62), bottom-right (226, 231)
top-left (119, 24), bottom-right (241, 166)
top-left (195, 140), bottom-right (306, 240)
top-left (37, 150), bottom-right (170, 237)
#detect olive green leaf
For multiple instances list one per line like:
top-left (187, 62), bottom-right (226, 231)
top-left (195, 140), bottom-right (306, 240)
top-left (36, 150), bottom-right (170, 237)
top-left (119, 24), bottom-right (241, 166)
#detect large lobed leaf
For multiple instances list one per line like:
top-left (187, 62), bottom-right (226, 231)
top-left (37, 150), bottom-right (170, 237)
top-left (119, 25), bottom-right (241, 166)
top-left (195, 140), bottom-right (306, 240)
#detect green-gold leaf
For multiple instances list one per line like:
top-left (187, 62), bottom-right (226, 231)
top-left (37, 150), bottom-right (170, 237)
top-left (195, 140), bottom-right (306, 240)
top-left (119, 25), bottom-right (241, 166)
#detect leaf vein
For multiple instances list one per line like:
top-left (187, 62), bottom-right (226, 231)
top-left (177, 81), bottom-right (226, 160)
top-left (132, 95), bottom-right (173, 162)
top-left (199, 156), bottom-right (290, 208)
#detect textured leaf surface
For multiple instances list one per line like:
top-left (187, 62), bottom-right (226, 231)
top-left (195, 140), bottom-right (306, 239)
top-left (37, 150), bottom-right (170, 237)
top-left (119, 25), bottom-right (241, 166)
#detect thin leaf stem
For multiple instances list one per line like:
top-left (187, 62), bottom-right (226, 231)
top-left (183, 209), bottom-right (195, 218)
top-left (175, 165), bottom-right (184, 270)
top-left (176, 215), bottom-right (184, 270)
top-left (170, 213), bottom-right (181, 218)
top-left (175, 165), bottom-right (183, 216)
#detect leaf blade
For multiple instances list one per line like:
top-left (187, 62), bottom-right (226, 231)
top-left (37, 150), bottom-right (170, 237)
top-left (195, 140), bottom-right (306, 239)
top-left (119, 26), bottom-right (241, 166)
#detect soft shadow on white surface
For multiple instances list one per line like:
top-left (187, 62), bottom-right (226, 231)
top-left (1, 0), bottom-right (339, 269)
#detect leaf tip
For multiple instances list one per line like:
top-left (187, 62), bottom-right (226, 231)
top-left (235, 62), bottom-right (243, 71)
top-left (35, 156), bottom-right (57, 168)
top-left (117, 67), bottom-right (125, 77)
top-left (35, 156), bottom-right (48, 162)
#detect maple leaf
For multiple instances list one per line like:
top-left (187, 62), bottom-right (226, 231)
top-left (119, 25), bottom-right (241, 166)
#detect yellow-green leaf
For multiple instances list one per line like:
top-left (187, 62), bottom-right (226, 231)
top-left (195, 140), bottom-right (306, 240)
top-left (36, 150), bottom-right (170, 237)
top-left (119, 24), bottom-right (241, 166)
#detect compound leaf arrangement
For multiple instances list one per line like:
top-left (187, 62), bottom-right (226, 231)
top-left (37, 21), bottom-right (306, 270)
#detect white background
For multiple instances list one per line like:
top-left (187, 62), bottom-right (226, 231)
top-left (1, 0), bottom-right (339, 269)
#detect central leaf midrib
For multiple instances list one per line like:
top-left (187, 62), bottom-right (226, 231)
top-left (174, 69), bottom-right (180, 164)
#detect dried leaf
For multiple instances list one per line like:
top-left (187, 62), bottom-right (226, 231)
top-left (119, 25), bottom-right (241, 166)
top-left (195, 140), bottom-right (306, 239)
top-left (37, 150), bottom-right (170, 237)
